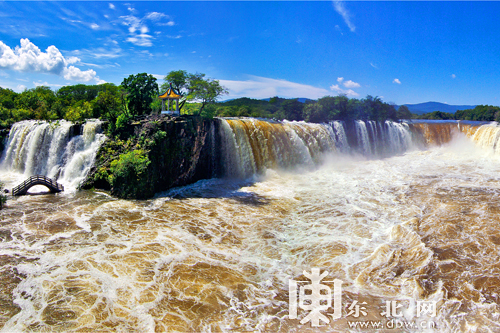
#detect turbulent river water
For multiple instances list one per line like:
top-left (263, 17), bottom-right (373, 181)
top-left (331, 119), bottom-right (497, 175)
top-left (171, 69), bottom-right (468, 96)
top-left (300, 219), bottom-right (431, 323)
top-left (1, 118), bottom-right (500, 332)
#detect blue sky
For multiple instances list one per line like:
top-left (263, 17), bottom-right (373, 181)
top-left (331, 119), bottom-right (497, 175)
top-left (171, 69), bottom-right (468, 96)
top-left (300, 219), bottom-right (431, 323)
top-left (0, 1), bottom-right (499, 105)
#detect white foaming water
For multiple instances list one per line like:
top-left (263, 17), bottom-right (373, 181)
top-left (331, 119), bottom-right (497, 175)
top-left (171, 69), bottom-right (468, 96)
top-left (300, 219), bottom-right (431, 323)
top-left (218, 118), bottom-right (426, 180)
top-left (3, 119), bottom-right (500, 332)
top-left (355, 120), bottom-right (373, 156)
top-left (0, 119), bottom-right (105, 191)
top-left (1, 135), bottom-right (499, 332)
top-left (328, 120), bottom-right (349, 152)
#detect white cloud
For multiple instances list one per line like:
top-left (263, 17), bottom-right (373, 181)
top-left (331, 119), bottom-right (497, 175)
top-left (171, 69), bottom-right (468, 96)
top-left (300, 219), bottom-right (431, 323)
top-left (91, 23), bottom-right (99, 30)
top-left (33, 81), bottom-right (63, 88)
top-left (16, 84), bottom-right (26, 92)
top-left (337, 77), bottom-right (360, 89)
top-left (393, 78), bottom-right (401, 84)
top-left (109, 3), bottom-right (115, 10)
top-left (120, 15), bottom-right (154, 47)
top-left (71, 47), bottom-right (122, 59)
top-left (63, 65), bottom-right (96, 81)
top-left (126, 36), bottom-right (153, 47)
top-left (329, 84), bottom-right (359, 97)
top-left (370, 62), bottom-right (378, 69)
top-left (343, 80), bottom-right (360, 88)
top-left (145, 12), bottom-right (174, 26)
top-left (333, 1), bottom-right (355, 32)
top-left (161, 21), bottom-right (175, 27)
top-left (451, 74), bottom-right (456, 79)
top-left (219, 76), bottom-right (331, 100)
top-left (0, 38), bottom-right (97, 82)
top-left (145, 12), bottom-right (167, 21)
top-left (152, 74), bottom-right (165, 81)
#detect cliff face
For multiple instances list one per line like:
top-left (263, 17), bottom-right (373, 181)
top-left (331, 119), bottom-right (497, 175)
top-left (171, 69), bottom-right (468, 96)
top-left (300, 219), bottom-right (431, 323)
top-left (81, 116), bottom-right (222, 199)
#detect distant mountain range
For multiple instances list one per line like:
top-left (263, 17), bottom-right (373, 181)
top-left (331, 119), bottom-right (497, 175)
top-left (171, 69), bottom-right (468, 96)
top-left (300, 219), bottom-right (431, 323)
top-left (402, 102), bottom-right (476, 115)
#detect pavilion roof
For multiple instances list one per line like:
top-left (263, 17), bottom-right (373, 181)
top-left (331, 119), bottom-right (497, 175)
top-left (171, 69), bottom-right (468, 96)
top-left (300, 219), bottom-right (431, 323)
top-left (159, 85), bottom-right (181, 99)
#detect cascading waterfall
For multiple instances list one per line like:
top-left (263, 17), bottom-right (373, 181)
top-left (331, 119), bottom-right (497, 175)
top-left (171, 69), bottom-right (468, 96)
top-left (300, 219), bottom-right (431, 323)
top-left (470, 122), bottom-right (500, 154)
top-left (0, 119), bottom-right (105, 190)
top-left (218, 118), bottom-right (336, 178)
top-left (218, 118), bottom-right (425, 177)
top-left (384, 121), bottom-right (413, 154)
top-left (355, 120), bottom-right (373, 155)
top-left (329, 120), bottom-right (349, 152)
top-left (3, 117), bottom-right (500, 332)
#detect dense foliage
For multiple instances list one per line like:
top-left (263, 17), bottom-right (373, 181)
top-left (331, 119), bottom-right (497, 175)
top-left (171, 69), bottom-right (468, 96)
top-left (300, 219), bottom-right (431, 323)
top-left (121, 73), bottom-right (158, 116)
top-left (455, 105), bottom-right (500, 121)
top-left (108, 149), bottom-right (151, 199)
top-left (0, 84), bottom-right (128, 128)
top-left (416, 105), bottom-right (500, 121)
top-left (185, 95), bottom-right (405, 123)
top-left (0, 70), bottom-right (229, 131)
top-left (160, 70), bottom-right (228, 114)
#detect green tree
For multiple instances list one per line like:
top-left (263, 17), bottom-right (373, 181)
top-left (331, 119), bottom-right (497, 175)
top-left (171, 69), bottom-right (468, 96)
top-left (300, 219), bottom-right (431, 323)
top-left (64, 100), bottom-right (93, 122)
top-left (93, 83), bottom-right (127, 121)
top-left (303, 103), bottom-right (328, 123)
top-left (0, 87), bottom-right (18, 109)
top-left (15, 86), bottom-right (56, 120)
top-left (397, 105), bottom-right (413, 120)
top-left (419, 111), bottom-right (455, 120)
top-left (109, 149), bottom-right (151, 198)
top-left (281, 99), bottom-right (304, 121)
top-left (187, 74), bottom-right (228, 114)
top-left (121, 73), bottom-right (159, 115)
top-left (162, 71), bottom-right (228, 114)
top-left (163, 70), bottom-right (189, 92)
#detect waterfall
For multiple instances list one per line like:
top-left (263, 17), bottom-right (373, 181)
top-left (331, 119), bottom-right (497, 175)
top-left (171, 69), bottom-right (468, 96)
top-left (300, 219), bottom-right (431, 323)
top-left (218, 118), bottom-right (423, 178)
top-left (470, 122), bottom-right (500, 154)
top-left (3, 117), bottom-right (494, 189)
top-left (384, 121), bottom-right (413, 154)
top-left (0, 119), bottom-right (105, 189)
top-left (218, 118), bottom-right (336, 178)
top-left (355, 120), bottom-right (373, 156)
top-left (328, 121), bottom-right (349, 153)
top-left (217, 118), bottom-right (500, 179)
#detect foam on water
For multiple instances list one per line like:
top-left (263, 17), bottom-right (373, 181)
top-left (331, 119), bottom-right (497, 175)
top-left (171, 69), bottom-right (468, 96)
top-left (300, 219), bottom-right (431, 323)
top-left (0, 119), bottom-right (105, 192)
top-left (2, 120), bottom-right (500, 331)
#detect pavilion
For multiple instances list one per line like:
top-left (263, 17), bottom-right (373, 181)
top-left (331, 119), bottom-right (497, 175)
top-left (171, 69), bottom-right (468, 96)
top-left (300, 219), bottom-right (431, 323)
top-left (159, 84), bottom-right (181, 115)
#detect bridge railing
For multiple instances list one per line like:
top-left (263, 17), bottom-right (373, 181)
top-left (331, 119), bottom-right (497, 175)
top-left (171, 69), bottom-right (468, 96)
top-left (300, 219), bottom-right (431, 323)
top-left (12, 175), bottom-right (64, 196)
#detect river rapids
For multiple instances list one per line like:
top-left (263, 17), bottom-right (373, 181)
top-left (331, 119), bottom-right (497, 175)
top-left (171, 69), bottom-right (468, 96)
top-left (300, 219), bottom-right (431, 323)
top-left (0, 119), bottom-right (499, 332)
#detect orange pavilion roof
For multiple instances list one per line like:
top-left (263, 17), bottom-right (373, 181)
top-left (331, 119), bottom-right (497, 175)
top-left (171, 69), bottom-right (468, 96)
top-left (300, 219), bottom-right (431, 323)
top-left (159, 87), bottom-right (181, 99)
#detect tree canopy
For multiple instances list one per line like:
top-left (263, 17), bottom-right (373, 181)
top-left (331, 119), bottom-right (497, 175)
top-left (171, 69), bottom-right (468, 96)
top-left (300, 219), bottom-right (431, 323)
top-left (162, 70), bottom-right (228, 114)
top-left (121, 73), bottom-right (159, 116)
top-left (0, 70), bottom-right (423, 132)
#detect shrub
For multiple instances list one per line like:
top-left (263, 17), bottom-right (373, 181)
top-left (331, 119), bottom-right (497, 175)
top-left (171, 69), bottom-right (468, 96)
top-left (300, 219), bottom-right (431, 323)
top-left (108, 149), bottom-right (152, 198)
